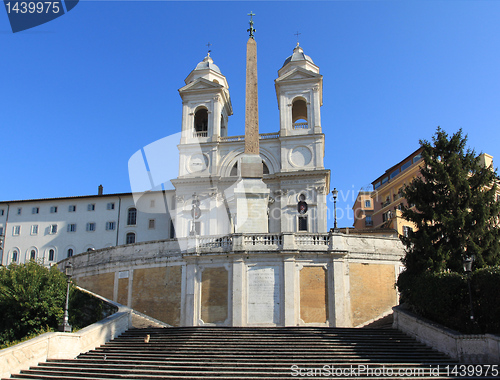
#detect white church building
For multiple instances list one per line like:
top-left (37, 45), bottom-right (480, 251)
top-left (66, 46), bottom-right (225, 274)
top-left (1, 34), bottom-right (404, 328)
top-left (1, 43), bottom-right (329, 266)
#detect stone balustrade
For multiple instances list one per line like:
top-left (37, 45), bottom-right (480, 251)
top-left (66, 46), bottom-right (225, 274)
top-left (59, 232), bottom-right (404, 278)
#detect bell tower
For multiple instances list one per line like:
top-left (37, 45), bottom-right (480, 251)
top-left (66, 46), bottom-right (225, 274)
top-left (274, 43), bottom-right (323, 137)
top-left (178, 52), bottom-right (233, 145)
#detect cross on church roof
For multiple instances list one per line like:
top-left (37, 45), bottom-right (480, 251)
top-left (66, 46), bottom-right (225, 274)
top-left (206, 42), bottom-right (212, 56)
top-left (247, 11), bottom-right (256, 39)
top-left (294, 31), bottom-right (301, 45)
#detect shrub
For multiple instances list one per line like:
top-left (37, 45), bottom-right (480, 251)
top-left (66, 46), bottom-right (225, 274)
top-left (397, 267), bottom-right (499, 334)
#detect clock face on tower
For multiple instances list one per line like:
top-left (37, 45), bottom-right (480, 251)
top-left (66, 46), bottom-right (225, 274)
top-left (188, 153), bottom-right (209, 173)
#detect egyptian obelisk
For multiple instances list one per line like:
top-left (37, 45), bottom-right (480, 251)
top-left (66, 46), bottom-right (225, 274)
top-left (233, 12), bottom-right (269, 233)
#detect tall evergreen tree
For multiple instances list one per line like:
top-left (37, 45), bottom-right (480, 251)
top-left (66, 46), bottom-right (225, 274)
top-left (401, 127), bottom-right (500, 275)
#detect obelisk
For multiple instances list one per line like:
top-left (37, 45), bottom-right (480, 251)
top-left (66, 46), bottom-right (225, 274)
top-left (232, 12), bottom-right (269, 233)
top-left (241, 12), bottom-right (263, 178)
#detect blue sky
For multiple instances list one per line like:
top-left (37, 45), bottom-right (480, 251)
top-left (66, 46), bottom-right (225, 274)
top-left (1, 1), bottom-right (500, 228)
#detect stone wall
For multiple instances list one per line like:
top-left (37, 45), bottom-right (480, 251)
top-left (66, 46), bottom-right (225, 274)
top-left (349, 262), bottom-right (398, 326)
top-left (65, 233), bottom-right (404, 327)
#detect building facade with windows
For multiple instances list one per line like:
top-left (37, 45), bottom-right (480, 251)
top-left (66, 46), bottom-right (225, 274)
top-left (0, 190), bottom-right (172, 266)
top-left (353, 149), bottom-right (496, 238)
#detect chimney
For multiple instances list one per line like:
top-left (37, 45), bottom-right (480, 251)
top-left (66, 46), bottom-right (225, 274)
top-left (98, 184), bottom-right (103, 195)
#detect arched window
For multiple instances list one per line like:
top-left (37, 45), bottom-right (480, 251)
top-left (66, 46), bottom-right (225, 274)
top-left (194, 108), bottom-right (208, 137)
top-left (48, 249), bottom-right (55, 261)
top-left (12, 250), bottom-right (18, 263)
top-left (30, 249), bottom-right (36, 260)
top-left (230, 162), bottom-right (238, 176)
top-left (220, 114), bottom-right (226, 137)
top-left (67, 248), bottom-right (73, 258)
top-left (126, 232), bottom-right (136, 244)
top-left (127, 208), bottom-right (137, 225)
top-left (292, 98), bottom-right (308, 129)
top-left (263, 162), bottom-right (270, 175)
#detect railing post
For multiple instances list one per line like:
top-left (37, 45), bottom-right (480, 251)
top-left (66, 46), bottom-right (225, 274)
top-left (282, 233), bottom-right (296, 250)
top-left (232, 234), bottom-right (244, 252)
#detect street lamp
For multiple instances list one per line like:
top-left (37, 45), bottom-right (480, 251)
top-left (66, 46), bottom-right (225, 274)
top-left (463, 254), bottom-right (477, 331)
top-left (332, 188), bottom-right (338, 230)
top-left (60, 262), bottom-right (73, 333)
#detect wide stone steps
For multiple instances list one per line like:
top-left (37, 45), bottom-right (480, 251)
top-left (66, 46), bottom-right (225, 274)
top-left (4, 326), bottom-right (494, 379)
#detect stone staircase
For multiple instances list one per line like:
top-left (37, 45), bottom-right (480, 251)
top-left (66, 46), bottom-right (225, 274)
top-left (3, 326), bottom-right (491, 379)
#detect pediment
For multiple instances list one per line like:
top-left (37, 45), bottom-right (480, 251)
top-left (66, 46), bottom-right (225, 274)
top-left (276, 67), bottom-right (321, 82)
top-left (179, 78), bottom-right (223, 92)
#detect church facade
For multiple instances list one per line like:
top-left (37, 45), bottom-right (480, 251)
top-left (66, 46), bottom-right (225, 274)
top-left (65, 39), bottom-right (405, 328)
top-left (1, 34), bottom-right (405, 328)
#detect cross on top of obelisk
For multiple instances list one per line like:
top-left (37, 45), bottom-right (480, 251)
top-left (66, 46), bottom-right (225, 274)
top-left (247, 11), bottom-right (256, 39)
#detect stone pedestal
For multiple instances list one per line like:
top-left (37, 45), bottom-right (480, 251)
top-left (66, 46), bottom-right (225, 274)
top-left (233, 177), bottom-right (269, 233)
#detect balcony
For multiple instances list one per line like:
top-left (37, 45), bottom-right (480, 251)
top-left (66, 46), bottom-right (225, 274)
top-left (220, 132), bottom-right (280, 143)
top-left (193, 131), bottom-right (208, 138)
top-left (293, 122), bottom-right (309, 129)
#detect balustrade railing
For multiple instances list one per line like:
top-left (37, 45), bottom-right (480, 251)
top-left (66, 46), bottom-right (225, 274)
top-left (243, 234), bottom-right (283, 247)
top-left (197, 235), bottom-right (233, 249)
top-left (220, 132), bottom-right (280, 143)
top-left (193, 131), bottom-right (208, 138)
top-left (295, 233), bottom-right (329, 246)
top-left (293, 122), bottom-right (309, 129)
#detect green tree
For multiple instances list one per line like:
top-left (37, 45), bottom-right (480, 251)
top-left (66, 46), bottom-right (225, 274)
top-left (400, 127), bottom-right (500, 275)
top-left (0, 261), bottom-right (68, 344)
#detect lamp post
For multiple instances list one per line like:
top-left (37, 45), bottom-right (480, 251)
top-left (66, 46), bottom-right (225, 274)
top-left (332, 188), bottom-right (338, 231)
top-left (60, 262), bottom-right (73, 333)
top-left (463, 254), bottom-right (476, 331)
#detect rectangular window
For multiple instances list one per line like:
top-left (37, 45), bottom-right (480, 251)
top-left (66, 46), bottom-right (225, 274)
top-left (150, 200), bottom-right (155, 208)
top-left (403, 226), bottom-right (413, 237)
top-left (50, 224), bottom-right (58, 234)
top-left (169, 220), bottom-right (175, 239)
top-left (381, 177), bottom-right (389, 185)
top-left (364, 200), bottom-right (371, 208)
top-left (0, 209), bottom-right (4, 216)
top-left (382, 211), bottom-right (392, 222)
top-left (401, 160), bottom-right (412, 171)
top-left (413, 154), bottom-right (422, 163)
top-left (68, 205), bottom-right (76, 212)
top-left (106, 221), bottom-right (116, 231)
top-left (88, 204), bottom-right (95, 211)
top-left (374, 181), bottom-right (381, 190)
top-left (13, 225), bottom-right (21, 236)
top-left (148, 219), bottom-right (155, 229)
top-left (86, 222), bottom-right (96, 232)
top-left (0, 226), bottom-right (4, 235)
top-left (50, 206), bottom-right (58, 213)
top-left (298, 216), bottom-right (308, 231)
top-left (390, 168), bottom-right (400, 179)
top-left (17, 208), bottom-right (22, 215)
top-left (31, 225), bottom-right (38, 235)
top-left (32, 207), bottom-right (39, 214)
top-left (365, 215), bottom-right (373, 226)
top-left (67, 224), bottom-right (77, 232)
top-left (107, 202), bottom-right (115, 210)
top-left (127, 208), bottom-right (137, 225)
